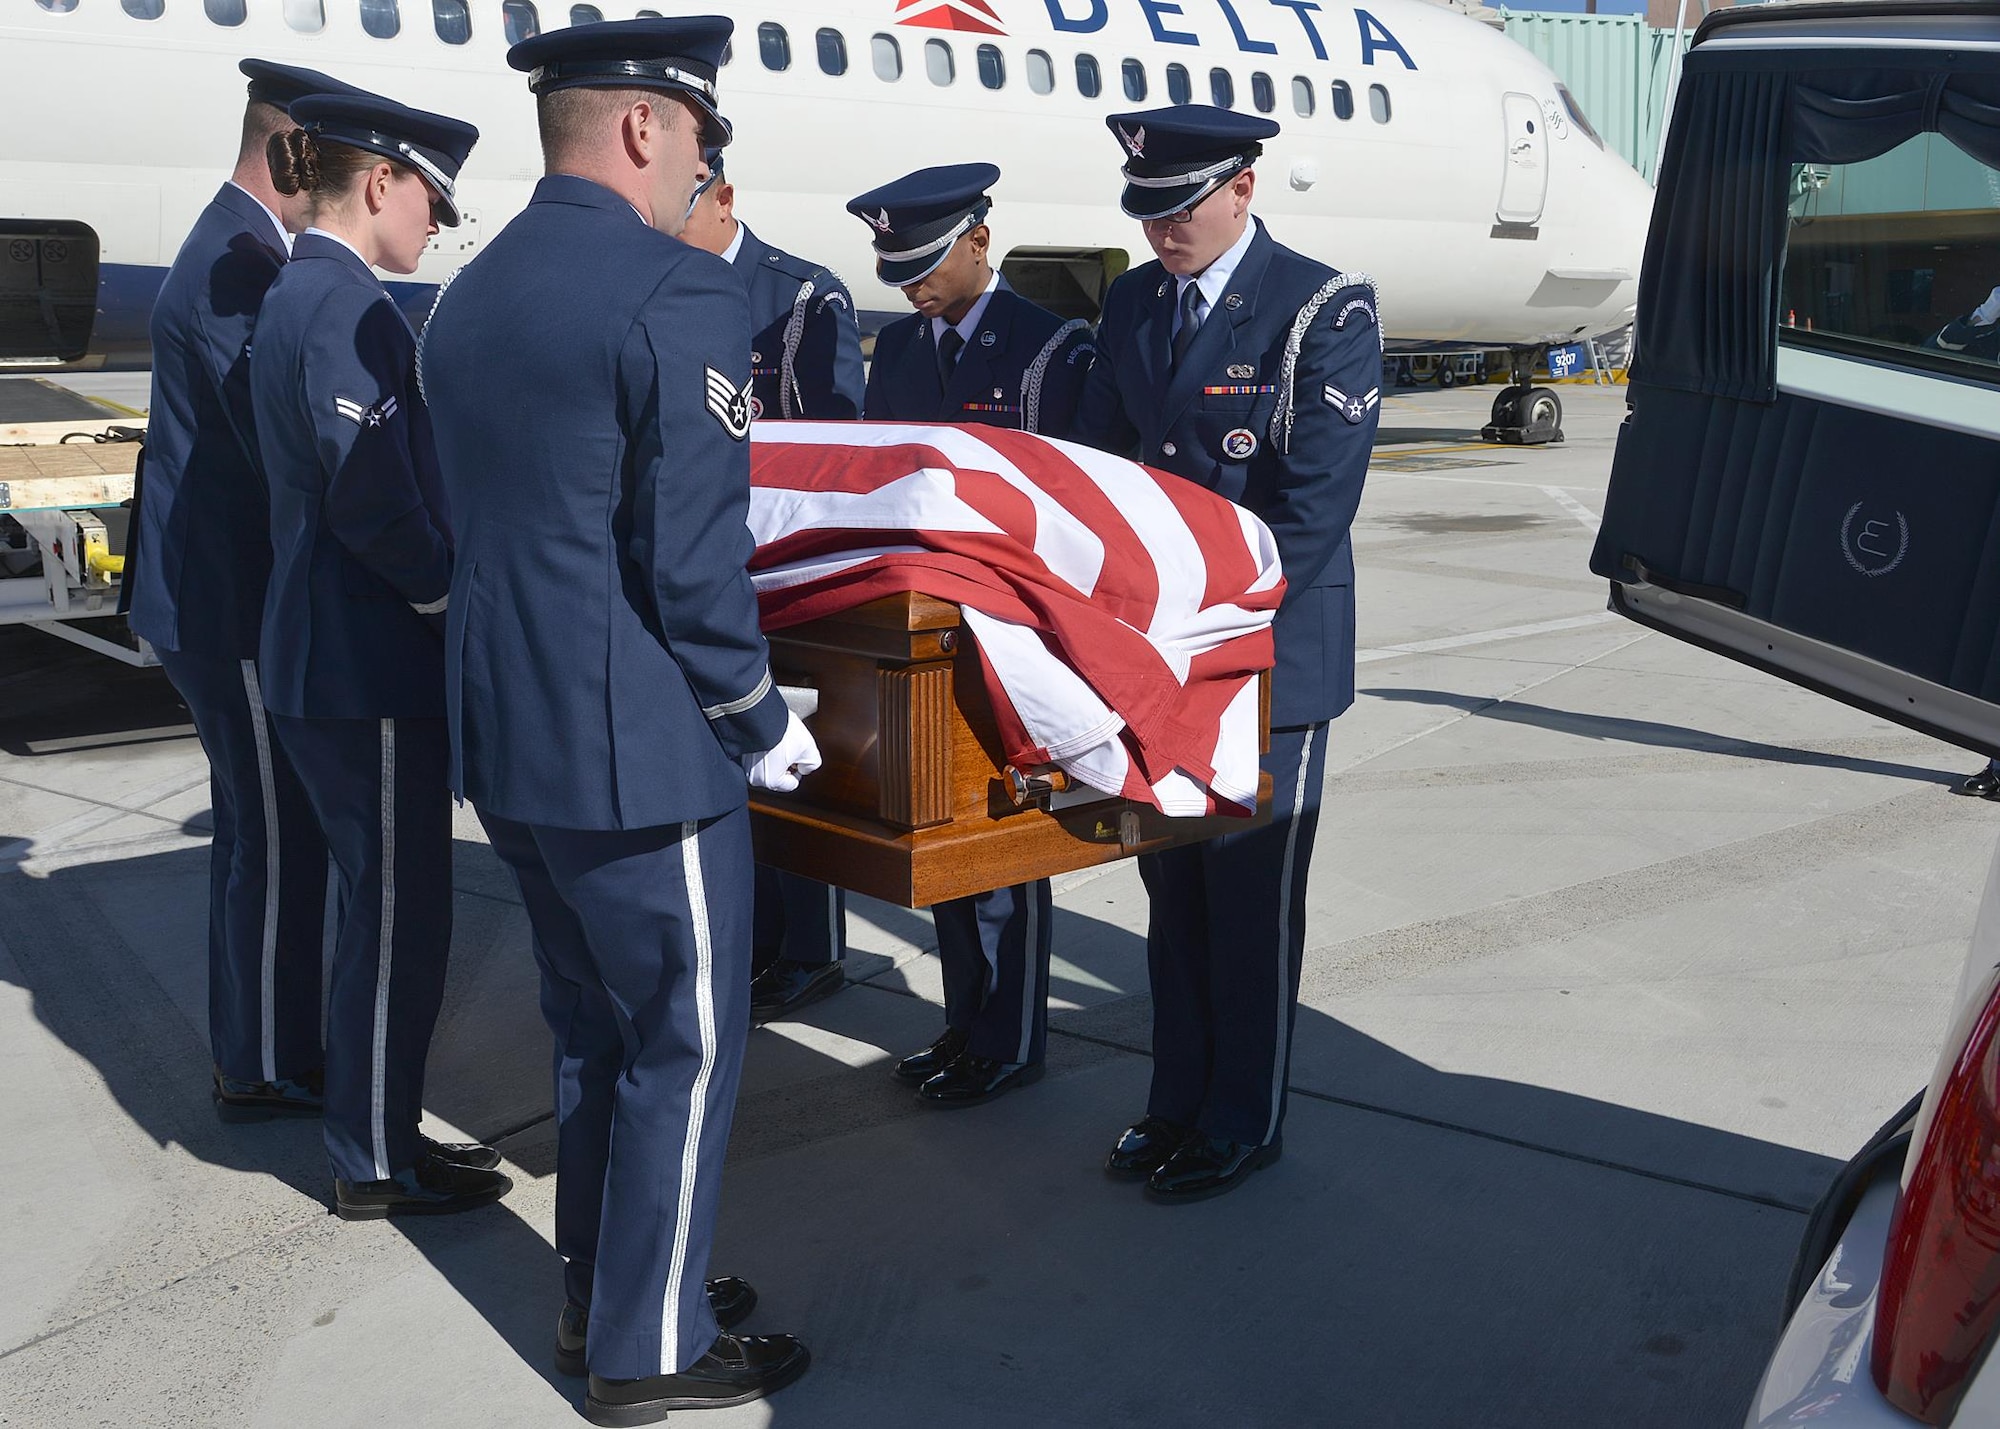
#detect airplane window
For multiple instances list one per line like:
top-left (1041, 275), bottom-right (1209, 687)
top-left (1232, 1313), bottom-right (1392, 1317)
top-left (433, 0), bottom-right (469, 43)
top-left (204, 0), bottom-right (245, 24)
top-left (1121, 59), bottom-right (1146, 103)
top-left (1210, 68), bottom-right (1234, 109)
top-left (1251, 72), bottom-right (1275, 114)
top-left (872, 34), bottom-right (902, 82)
top-left (1027, 49), bottom-right (1054, 95)
top-left (502, 1), bottom-right (538, 45)
top-left (569, 3), bottom-right (601, 22)
top-left (1291, 76), bottom-right (1314, 117)
top-left (1557, 85), bottom-right (1604, 150)
top-left (1330, 80), bottom-right (1354, 121)
top-left (360, 0), bottom-right (399, 37)
top-left (283, 0), bottom-right (325, 33)
top-left (758, 22), bottom-right (791, 71)
top-left (36, 0), bottom-right (79, 11)
top-left (977, 44), bottom-right (1005, 91)
top-left (1369, 83), bottom-right (1391, 123)
top-left (121, 0), bottom-right (166, 17)
top-left (1166, 64), bottom-right (1191, 107)
top-left (926, 38), bottom-right (955, 87)
top-left (1076, 54), bottom-right (1102, 100)
top-left (817, 28), bottom-right (848, 76)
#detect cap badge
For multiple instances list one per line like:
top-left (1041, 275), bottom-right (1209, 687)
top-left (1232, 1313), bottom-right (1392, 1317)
top-left (1228, 364), bottom-right (1256, 380)
top-left (1222, 428), bottom-right (1259, 460)
top-left (704, 366), bottom-right (753, 441)
top-left (867, 208), bottom-right (894, 234)
top-left (981, 331), bottom-right (997, 348)
top-left (1117, 123), bottom-right (1146, 158)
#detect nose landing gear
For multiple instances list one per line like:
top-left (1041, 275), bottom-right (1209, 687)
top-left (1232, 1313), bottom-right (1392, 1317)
top-left (1480, 348), bottom-right (1565, 446)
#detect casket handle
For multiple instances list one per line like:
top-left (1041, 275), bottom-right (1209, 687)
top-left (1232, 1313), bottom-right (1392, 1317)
top-left (1003, 764), bottom-right (1073, 807)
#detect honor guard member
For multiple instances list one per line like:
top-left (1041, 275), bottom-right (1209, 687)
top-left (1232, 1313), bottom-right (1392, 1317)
top-left (250, 92), bottom-right (508, 1219)
top-left (131, 61), bottom-right (362, 1123)
top-left (683, 144), bottom-right (863, 1022)
top-left (843, 164), bottom-right (1094, 1107)
top-left (1073, 107), bottom-right (1379, 1201)
top-left (418, 18), bottom-right (815, 1423)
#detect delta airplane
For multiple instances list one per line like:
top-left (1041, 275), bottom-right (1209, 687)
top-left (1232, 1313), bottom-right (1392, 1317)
top-left (1, 0), bottom-right (1654, 439)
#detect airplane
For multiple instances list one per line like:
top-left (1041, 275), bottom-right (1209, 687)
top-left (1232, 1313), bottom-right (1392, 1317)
top-left (0, 0), bottom-right (1655, 442)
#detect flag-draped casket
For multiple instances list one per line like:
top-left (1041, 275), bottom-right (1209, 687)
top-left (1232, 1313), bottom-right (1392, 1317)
top-left (746, 422), bottom-right (1284, 907)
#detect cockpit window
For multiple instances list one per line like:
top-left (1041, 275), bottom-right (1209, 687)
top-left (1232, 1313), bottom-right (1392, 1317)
top-left (1557, 86), bottom-right (1604, 150)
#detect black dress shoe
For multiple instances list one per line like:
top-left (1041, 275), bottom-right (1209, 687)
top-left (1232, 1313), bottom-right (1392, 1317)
top-left (334, 1154), bottom-right (512, 1221)
top-left (584, 1332), bottom-right (810, 1424)
top-left (1145, 1135), bottom-right (1282, 1203)
top-left (749, 959), bottom-right (845, 1024)
top-left (421, 1135), bottom-right (501, 1171)
top-left (917, 1053), bottom-right (1044, 1107)
top-left (1105, 1116), bottom-right (1192, 1180)
top-left (212, 1067), bottom-right (324, 1123)
top-left (554, 1278), bottom-right (758, 1377)
top-left (891, 1026), bottom-right (969, 1083)
top-left (1957, 765), bottom-right (2000, 799)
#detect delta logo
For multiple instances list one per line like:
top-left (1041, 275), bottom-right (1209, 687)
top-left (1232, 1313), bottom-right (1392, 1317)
top-left (894, 0), bottom-right (1006, 35)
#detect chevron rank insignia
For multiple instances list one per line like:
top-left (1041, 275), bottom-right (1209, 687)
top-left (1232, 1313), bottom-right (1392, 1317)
top-left (333, 394), bottom-right (398, 429)
top-left (1323, 384), bottom-right (1380, 424)
top-left (705, 367), bottom-right (753, 440)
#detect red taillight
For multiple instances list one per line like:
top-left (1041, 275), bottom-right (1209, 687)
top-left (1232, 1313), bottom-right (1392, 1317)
top-left (1872, 986), bottom-right (2000, 1422)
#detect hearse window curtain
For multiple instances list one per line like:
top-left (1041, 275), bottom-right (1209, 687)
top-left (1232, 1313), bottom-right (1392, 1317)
top-left (1633, 49), bottom-right (2000, 403)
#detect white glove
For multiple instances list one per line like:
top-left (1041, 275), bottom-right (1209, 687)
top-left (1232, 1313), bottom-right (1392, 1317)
top-left (1973, 286), bottom-right (2000, 327)
top-left (743, 710), bottom-right (821, 793)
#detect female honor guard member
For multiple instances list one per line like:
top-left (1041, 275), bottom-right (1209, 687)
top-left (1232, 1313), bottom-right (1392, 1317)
top-left (418, 18), bottom-right (815, 1423)
top-left (844, 164), bottom-right (1095, 1108)
top-left (683, 145), bottom-right (863, 1023)
top-left (132, 60), bottom-right (360, 1123)
top-left (1073, 108), bottom-right (1380, 1202)
top-left (250, 92), bottom-right (507, 1219)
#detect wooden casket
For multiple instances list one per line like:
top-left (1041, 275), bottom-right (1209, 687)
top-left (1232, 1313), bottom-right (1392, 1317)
top-left (750, 591), bottom-right (1272, 908)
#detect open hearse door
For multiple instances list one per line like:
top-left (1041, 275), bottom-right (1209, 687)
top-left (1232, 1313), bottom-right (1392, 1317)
top-left (1594, 0), bottom-right (2000, 755)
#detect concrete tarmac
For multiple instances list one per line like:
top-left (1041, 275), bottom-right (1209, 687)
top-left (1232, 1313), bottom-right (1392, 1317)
top-left (0, 381), bottom-right (1986, 1428)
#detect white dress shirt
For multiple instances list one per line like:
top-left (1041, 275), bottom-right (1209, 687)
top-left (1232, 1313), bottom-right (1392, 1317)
top-left (1174, 218), bottom-right (1258, 340)
top-left (719, 221), bottom-right (746, 266)
top-left (931, 269), bottom-right (1002, 348)
top-left (230, 181), bottom-right (293, 256)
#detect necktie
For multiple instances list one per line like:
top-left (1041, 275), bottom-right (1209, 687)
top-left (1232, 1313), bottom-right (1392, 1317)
top-left (1172, 282), bottom-right (1204, 369)
top-left (937, 327), bottom-right (965, 388)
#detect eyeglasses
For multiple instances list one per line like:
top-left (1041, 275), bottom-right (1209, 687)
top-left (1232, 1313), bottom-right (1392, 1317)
top-left (1141, 181), bottom-right (1226, 229)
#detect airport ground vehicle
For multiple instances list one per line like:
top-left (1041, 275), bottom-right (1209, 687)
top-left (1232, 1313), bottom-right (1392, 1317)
top-left (1588, 2), bottom-right (2000, 1420)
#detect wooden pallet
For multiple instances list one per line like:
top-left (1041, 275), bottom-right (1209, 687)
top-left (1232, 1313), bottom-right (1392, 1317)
top-left (0, 420), bottom-right (143, 511)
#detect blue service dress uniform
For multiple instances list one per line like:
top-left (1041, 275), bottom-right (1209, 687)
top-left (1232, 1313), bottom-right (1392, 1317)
top-left (866, 280), bottom-right (1095, 1071)
top-left (731, 221), bottom-right (865, 977)
top-left (421, 174), bottom-right (790, 1380)
top-left (131, 182), bottom-right (328, 1092)
top-left (1074, 216), bottom-right (1380, 1149)
top-left (249, 229), bottom-right (456, 1185)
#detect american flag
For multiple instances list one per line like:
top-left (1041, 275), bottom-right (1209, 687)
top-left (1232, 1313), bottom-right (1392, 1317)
top-left (746, 423), bottom-right (1285, 817)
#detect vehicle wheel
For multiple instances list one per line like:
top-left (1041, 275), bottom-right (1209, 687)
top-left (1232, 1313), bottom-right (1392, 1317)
top-left (1488, 389), bottom-right (1521, 429)
top-left (1523, 386), bottom-right (1563, 439)
top-left (1439, 365), bottom-right (1456, 388)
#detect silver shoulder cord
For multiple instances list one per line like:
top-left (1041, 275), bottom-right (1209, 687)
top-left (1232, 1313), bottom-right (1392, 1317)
top-left (779, 276), bottom-right (816, 420)
top-left (1023, 319), bottom-right (1090, 435)
top-left (1269, 271), bottom-right (1383, 454)
top-left (413, 266), bottom-right (465, 408)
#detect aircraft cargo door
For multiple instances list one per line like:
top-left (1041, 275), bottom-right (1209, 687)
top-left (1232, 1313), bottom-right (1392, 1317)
top-left (1497, 93), bottom-right (1547, 227)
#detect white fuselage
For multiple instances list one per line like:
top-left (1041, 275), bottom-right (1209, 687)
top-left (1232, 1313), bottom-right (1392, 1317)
top-left (0, 0), bottom-right (1654, 363)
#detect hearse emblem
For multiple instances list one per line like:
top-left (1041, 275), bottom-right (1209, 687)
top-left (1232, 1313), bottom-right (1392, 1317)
top-left (1840, 502), bottom-right (1909, 578)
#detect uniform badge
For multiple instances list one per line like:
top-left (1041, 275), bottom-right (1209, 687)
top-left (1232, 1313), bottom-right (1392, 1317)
top-left (1228, 364), bottom-right (1256, 380)
top-left (704, 367), bottom-right (753, 440)
top-left (1222, 428), bottom-right (1259, 460)
top-left (749, 350), bottom-right (763, 364)
top-left (980, 331), bottom-right (997, 348)
top-left (1324, 383), bottom-right (1381, 424)
top-left (867, 208), bottom-right (894, 234)
top-left (1117, 123), bottom-right (1146, 158)
top-left (333, 394), bottom-right (399, 429)
top-left (1225, 294), bottom-right (1244, 311)
top-left (748, 395), bottom-right (765, 421)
